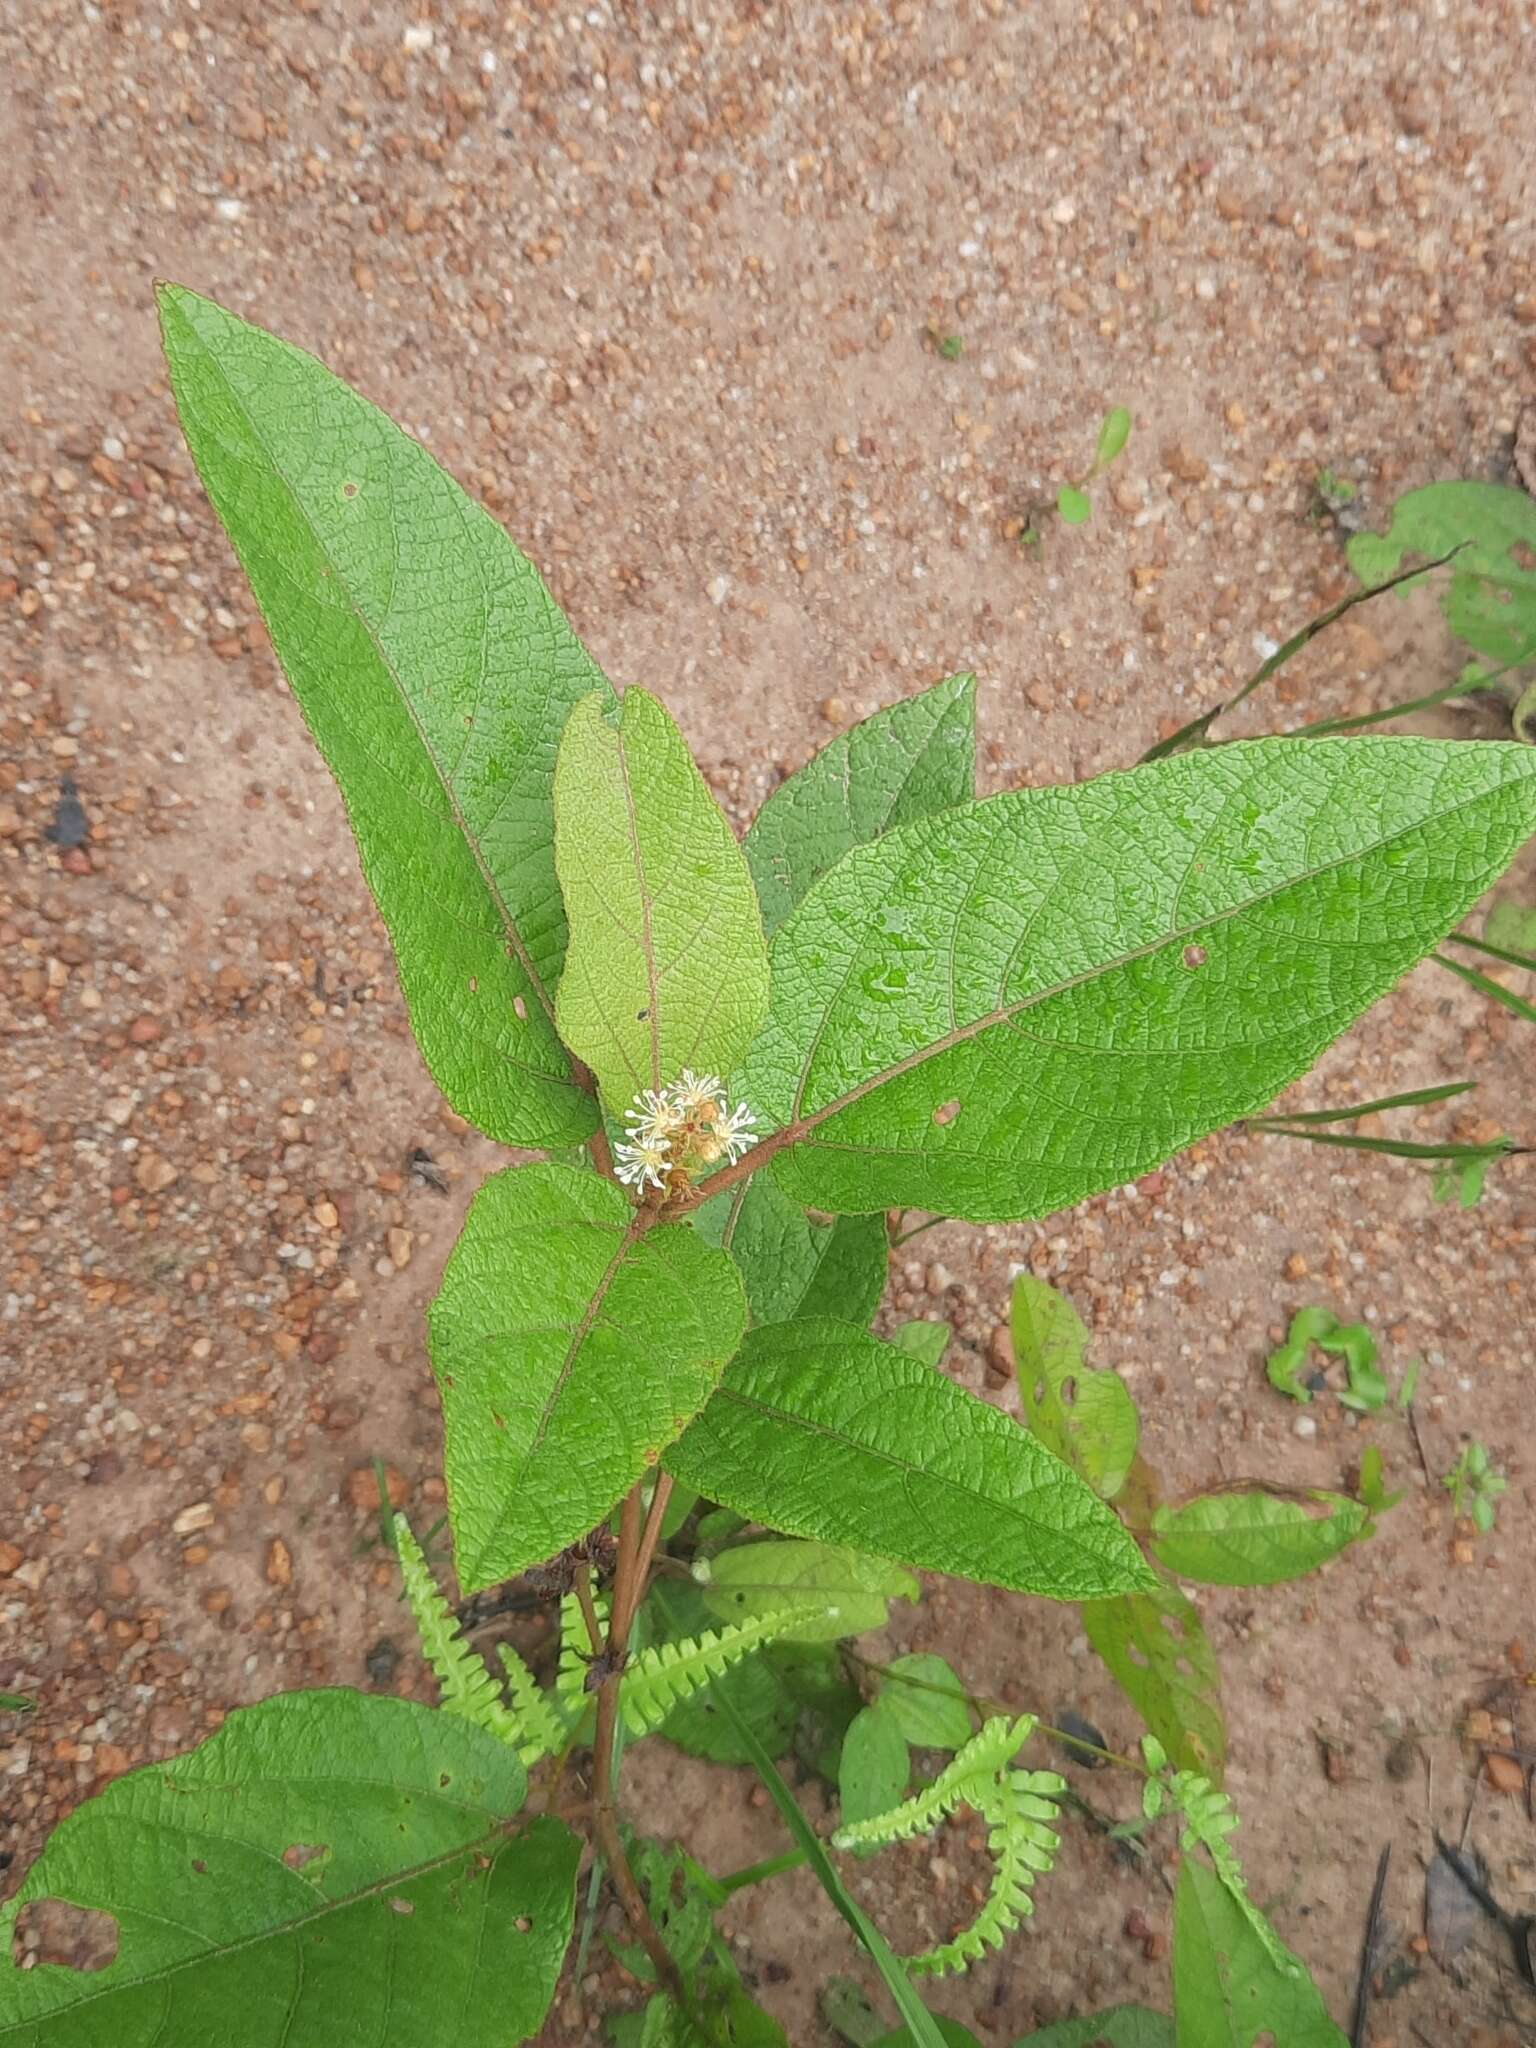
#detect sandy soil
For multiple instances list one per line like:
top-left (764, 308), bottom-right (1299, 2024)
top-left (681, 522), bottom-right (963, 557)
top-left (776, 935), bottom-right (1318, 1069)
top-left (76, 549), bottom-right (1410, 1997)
top-left (3, 2), bottom-right (1535, 2042)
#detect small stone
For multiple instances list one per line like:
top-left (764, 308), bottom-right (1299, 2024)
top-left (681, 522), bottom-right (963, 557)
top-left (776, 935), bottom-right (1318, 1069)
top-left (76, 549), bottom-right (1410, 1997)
top-left (0, 1542), bottom-right (24, 1575)
top-left (13, 1557), bottom-right (49, 1591)
top-left (707, 574), bottom-right (731, 607)
top-left (1292, 1414), bottom-right (1317, 1439)
top-left (1485, 1752), bottom-right (1525, 1796)
top-left (386, 1227), bottom-right (413, 1270)
top-left (240, 1422), bottom-right (273, 1454)
top-left (313, 1199), bottom-right (339, 1230)
top-left (95, 1743), bottom-right (132, 1781)
top-left (819, 696), bottom-right (847, 724)
top-left (171, 1501), bottom-right (215, 1537)
top-left (127, 1014), bottom-right (163, 1044)
top-left (1283, 1252), bottom-right (1308, 1281)
top-left (1164, 442), bottom-right (1209, 485)
top-left (345, 1464), bottom-right (410, 1511)
top-left (266, 1537), bottom-right (294, 1588)
top-left (135, 1154), bottom-right (179, 1195)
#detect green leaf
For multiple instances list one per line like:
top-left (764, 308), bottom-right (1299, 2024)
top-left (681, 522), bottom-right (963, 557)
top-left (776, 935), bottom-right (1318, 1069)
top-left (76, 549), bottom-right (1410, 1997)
top-left (1082, 1580), bottom-right (1226, 1781)
top-left (1150, 1491), bottom-right (1370, 1587)
top-left (744, 674), bottom-right (977, 938)
top-left (839, 1705), bottom-right (912, 1842)
top-left (0, 1693), bottom-right (35, 1715)
top-left (651, 1583), bottom-right (853, 1767)
top-left (876, 1654), bottom-right (973, 1751)
top-left (1347, 481), bottom-right (1536, 669)
top-left (1057, 485), bottom-right (1092, 526)
top-left (665, 1320), bottom-right (1154, 1601)
top-left (1486, 900), bottom-right (1536, 953)
top-left (0, 1691), bottom-right (579, 2047)
top-left (1012, 2012), bottom-right (1171, 2048)
top-left (707, 1680), bottom-right (950, 2048)
top-left (553, 688), bottom-right (769, 1108)
top-left (157, 285), bottom-right (605, 1149)
top-left (694, 1174), bottom-right (888, 1328)
top-left (1094, 408), bottom-right (1134, 469)
top-left (701, 1540), bottom-right (919, 1644)
top-left (739, 737), bottom-right (1536, 1222)
top-left (892, 1319), bottom-right (950, 1369)
top-left (870, 2025), bottom-right (982, 2048)
top-left (1014, 1275), bottom-right (1139, 1500)
top-left (1173, 1857), bottom-right (1347, 2048)
top-left (430, 1162), bottom-right (746, 1589)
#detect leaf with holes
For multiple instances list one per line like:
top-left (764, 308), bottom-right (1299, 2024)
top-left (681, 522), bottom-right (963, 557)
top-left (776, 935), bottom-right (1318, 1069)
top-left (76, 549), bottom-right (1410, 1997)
top-left (0, 1691), bottom-right (579, 2048)
top-left (745, 673), bottom-right (977, 938)
top-left (553, 688), bottom-right (769, 1108)
top-left (1014, 1275), bottom-right (1139, 1501)
top-left (738, 738), bottom-right (1536, 1222)
top-left (693, 1174), bottom-right (888, 1328)
top-left (701, 1540), bottom-right (919, 1644)
top-left (1082, 1580), bottom-right (1226, 1782)
top-left (430, 1162), bottom-right (746, 1589)
top-left (158, 285), bottom-right (608, 1148)
top-left (1151, 1491), bottom-right (1370, 1588)
top-left (1173, 1857), bottom-right (1347, 2048)
top-left (665, 1320), bottom-right (1154, 1601)
top-left (1347, 481), bottom-right (1536, 671)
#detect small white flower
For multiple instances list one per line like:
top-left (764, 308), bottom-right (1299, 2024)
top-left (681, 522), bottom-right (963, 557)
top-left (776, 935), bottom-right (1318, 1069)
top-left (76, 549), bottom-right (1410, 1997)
top-left (624, 1088), bottom-right (686, 1145)
top-left (717, 1100), bottom-right (758, 1163)
top-left (671, 1069), bottom-right (726, 1117)
top-left (614, 1134), bottom-right (672, 1192)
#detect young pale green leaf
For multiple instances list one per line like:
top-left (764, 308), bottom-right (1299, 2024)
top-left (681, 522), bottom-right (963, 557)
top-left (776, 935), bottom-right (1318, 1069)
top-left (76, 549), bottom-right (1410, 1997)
top-left (1014, 1274), bottom-right (1139, 1500)
top-left (694, 1174), bottom-right (888, 1328)
top-left (744, 674), bottom-right (977, 937)
top-left (553, 688), bottom-right (769, 1107)
top-left (1057, 485), bottom-right (1093, 526)
top-left (0, 1692), bottom-right (579, 2048)
top-left (1150, 1491), bottom-right (1369, 1588)
top-left (701, 1539), bottom-right (919, 1644)
top-left (1094, 407), bottom-right (1134, 469)
top-left (839, 1705), bottom-right (912, 1844)
top-left (1173, 1858), bottom-right (1347, 2048)
top-left (892, 1319), bottom-right (951, 1368)
top-left (665, 1320), bottom-right (1155, 1601)
top-left (157, 285), bottom-right (607, 1149)
top-left (1082, 1581), bottom-right (1226, 1781)
top-left (430, 1163), bottom-right (746, 1590)
top-left (739, 737), bottom-right (1536, 1222)
top-left (877, 1654), bottom-right (974, 1751)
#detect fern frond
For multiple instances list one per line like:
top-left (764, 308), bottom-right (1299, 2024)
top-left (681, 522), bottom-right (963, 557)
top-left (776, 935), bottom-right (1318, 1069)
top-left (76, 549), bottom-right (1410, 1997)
top-left (831, 1714), bottom-right (1038, 1851)
top-left (1162, 1766), bottom-right (1294, 1971)
top-left (907, 1768), bottom-right (1065, 1977)
top-left (551, 1587), bottom-right (610, 1734)
top-left (621, 1604), bottom-right (827, 1736)
top-left (391, 1516), bottom-right (533, 1758)
top-left (494, 1641), bottom-right (565, 1764)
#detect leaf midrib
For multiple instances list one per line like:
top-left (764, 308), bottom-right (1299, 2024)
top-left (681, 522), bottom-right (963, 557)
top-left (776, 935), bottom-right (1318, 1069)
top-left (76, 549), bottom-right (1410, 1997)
top-left (699, 1376), bottom-right (1142, 1588)
top-left (0, 1823), bottom-right (515, 2033)
top-left (171, 301), bottom-right (563, 1035)
top-left (768, 770), bottom-right (1529, 1156)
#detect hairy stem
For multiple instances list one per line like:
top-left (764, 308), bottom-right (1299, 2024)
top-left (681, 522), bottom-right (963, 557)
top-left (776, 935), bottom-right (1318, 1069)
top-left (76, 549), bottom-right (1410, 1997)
top-left (589, 1481), bottom-right (691, 2009)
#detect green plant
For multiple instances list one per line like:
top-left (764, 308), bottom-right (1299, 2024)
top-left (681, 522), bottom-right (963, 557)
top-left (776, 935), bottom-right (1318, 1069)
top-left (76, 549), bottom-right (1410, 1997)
top-left (1443, 1440), bottom-right (1507, 1533)
top-left (1017, 407), bottom-right (1132, 544)
top-left (5, 286), bottom-right (1536, 2047)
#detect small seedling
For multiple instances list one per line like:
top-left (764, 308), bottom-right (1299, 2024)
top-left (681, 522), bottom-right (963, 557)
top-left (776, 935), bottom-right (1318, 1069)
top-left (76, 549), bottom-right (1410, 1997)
top-left (1266, 1305), bottom-right (1389, 1411)
top-left (1443, 1441), bottom-right (1507, 1533)
top-left (1016, 406), bottom-right (1133, 546)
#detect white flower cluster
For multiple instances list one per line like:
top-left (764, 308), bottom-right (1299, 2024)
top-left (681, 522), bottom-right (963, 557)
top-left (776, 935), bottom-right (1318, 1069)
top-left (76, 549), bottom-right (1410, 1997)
top-left (614, 1070), bottom-right (757, 1193)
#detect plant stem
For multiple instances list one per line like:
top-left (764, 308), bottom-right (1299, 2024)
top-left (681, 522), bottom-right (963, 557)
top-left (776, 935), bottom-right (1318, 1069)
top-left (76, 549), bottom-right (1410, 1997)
top-left (713, 1848), bottom-right (809, 1896)
top-left (589, 1481), bottom-right (692, 2010)
top-left (629, 1474), bottom-right (675, 1620)
top-left (572, 1560), bottom-right (605, 1657)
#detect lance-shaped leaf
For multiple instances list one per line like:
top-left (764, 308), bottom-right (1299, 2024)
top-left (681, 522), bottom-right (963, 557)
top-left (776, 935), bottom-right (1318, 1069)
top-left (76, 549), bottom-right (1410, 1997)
top-left (554, 688), bottom-right (769, 1106)
top-left (0, 1691), bottom-right (580, 2048)
top-left (1014, 1274), bottom-right (1139, 1501)
top-left (1173, 1858), bottom-right (1347, 2048)
top-left (1150, 1490), bottom-right (1370, 1587)
top-left (431, 1162), bottom-right (746, 1589)
top-left (745, 673), bottom-right (977, 936)
top-left (693, 1173), bottom-right (888, 1328)
top-left (1082, 1581), bottom-right (1226, 1782)
top-left (665, 1320), bottom-right (1154, 1601)
top-left (158, 285), bottom-right (609, 1147)
top-left (738, 737), bottom-right (1536, 1221)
